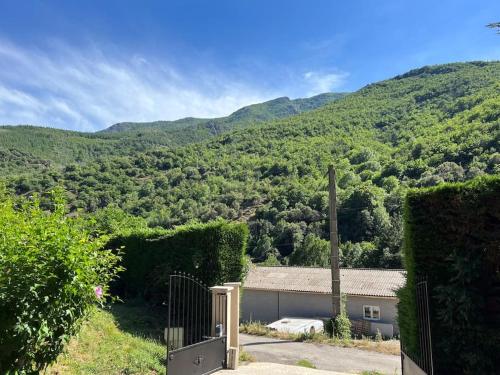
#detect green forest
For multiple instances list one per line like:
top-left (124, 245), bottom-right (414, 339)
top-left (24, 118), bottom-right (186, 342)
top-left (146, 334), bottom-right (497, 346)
top-left (1, 61), bottom-right (499, 269)
top-left (0, 93), bottom-right (344, 167)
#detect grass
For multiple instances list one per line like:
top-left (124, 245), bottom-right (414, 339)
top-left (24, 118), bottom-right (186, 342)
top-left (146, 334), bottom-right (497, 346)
top-left (48, 301), bottom-right (167, 374)
top-left (296, 359), bottom-right (316, 368)
top-left (240, 321), bottom-right (400, 356)
top-left (238, 349), bottom-right (256, 363)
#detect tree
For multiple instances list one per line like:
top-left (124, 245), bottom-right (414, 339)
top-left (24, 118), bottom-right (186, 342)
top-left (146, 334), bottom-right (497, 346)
top-left (487, 22), bottom-right (500, 34)
top-left (252, 235), bottom-right (276, 260)
top-left (340, 241), bottom-right (376, 267)
top-left (289, 234), bottom-right (330, 267)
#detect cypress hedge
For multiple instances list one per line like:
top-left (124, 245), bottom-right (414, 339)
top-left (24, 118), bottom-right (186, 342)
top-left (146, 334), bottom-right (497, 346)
top-left (398, 176), bottom-right (500, 374)
top-left (108, 219), bottom-right (249, 303)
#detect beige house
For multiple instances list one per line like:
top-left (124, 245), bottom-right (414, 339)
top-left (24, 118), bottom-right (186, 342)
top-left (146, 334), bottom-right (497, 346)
top-left (241, 266), bottom-right (405, 337)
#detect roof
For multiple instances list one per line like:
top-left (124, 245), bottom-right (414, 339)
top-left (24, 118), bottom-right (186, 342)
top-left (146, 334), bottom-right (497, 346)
top-left (244, 266), bottom-right (406, 298)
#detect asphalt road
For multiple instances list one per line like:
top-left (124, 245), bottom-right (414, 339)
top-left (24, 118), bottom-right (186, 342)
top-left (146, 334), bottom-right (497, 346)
top-left (240, 334), bottom-right (401, 375)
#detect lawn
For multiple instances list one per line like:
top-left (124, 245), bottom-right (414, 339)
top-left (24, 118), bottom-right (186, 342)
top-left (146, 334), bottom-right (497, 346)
top-left (48, 301), bottom-right (167, 374)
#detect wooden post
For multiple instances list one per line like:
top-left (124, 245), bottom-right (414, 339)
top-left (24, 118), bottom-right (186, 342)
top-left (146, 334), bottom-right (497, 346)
top-left (329, 165), bottom-right (341, 319)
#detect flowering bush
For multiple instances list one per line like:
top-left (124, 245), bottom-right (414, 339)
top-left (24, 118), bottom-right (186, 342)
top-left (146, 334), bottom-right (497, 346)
top-left (0, 189), bottom-right (122, 373)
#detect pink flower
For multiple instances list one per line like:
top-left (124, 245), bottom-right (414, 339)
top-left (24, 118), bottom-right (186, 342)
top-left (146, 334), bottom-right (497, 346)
top-left (94, 286), bottom-right (103, 299)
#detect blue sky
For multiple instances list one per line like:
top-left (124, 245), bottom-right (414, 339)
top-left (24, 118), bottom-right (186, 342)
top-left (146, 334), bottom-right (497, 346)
top-left (0, 0), bottom-right (499, 131)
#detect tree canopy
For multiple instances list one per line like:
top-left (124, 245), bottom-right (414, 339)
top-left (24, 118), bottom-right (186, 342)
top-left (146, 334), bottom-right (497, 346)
top-left (1, 61), bottom-right (499, 269)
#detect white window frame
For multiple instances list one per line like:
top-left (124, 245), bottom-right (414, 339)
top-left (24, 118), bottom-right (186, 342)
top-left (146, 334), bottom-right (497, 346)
top-left (363, 305), bottom-right (381, 321)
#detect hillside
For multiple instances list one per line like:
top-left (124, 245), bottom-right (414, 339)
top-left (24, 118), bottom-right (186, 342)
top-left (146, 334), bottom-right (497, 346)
top-left (0, 126), bottom-right (125, 168)
top-left (95, 93), bottom-right (346, 147)
top-left (101, 93), bottom-right (344, 133)
top-left (2, 61), bottom-right (500, 268)
top-left (0, 93), bottom-right (344, 171)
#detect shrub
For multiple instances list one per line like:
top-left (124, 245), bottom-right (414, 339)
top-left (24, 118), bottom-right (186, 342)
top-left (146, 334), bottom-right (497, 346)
top-left (325, 293), bottom-right (352, 339)
top-left (334, 313), bottom-right (352, 340)
top-left (107, 219), bottom-right (249, 303)
top-left (324, 318), bottom-right (334, 337)
top-left (398, 176), bottom-right (500, 374)
top-left (0, 189), bottom-right (122, 373)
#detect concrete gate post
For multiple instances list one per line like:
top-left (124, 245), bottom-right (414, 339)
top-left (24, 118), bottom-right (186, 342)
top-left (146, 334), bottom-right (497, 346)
top-left (210, 285), bottom-right (233, 368)
top-left (210, 283), bottom-right (240, 370)
top-left (224, 282), bottom-right (241, 369)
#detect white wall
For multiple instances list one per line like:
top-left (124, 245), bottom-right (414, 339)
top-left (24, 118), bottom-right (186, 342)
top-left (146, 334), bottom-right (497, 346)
top-left (345, 295), bottom-right (399, 335)
top-left (241, 289), bottom-right (280, 323)
top-left (241, 289), bottom-right (399, 335)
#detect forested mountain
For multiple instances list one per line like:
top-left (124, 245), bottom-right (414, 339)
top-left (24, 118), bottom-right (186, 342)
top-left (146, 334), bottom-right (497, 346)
top-left (0, 93), bottom-right (344, 170)
top-left (0, 125), bottom-right (129, 170)
top-left (102, 93), bottom-right (344, 133)
top-left (2, 61), bottom-right (499, 269)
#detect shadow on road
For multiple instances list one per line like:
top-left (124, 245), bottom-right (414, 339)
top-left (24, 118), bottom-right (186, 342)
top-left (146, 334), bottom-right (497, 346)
top-left (243, 340), bottom-right (297, 346)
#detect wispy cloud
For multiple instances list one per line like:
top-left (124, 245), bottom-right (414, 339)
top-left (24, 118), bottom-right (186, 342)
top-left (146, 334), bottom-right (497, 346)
top-left (303, 71), bottom-right (348, 96)
top-left (0, 38), bottom-right (349, 131)
top-left (0, 39), bottom-right (276, 131)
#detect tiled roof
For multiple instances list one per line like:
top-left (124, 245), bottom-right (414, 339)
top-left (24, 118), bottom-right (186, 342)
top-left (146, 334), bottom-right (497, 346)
top-left (244, 266), bottom-right (406, 298)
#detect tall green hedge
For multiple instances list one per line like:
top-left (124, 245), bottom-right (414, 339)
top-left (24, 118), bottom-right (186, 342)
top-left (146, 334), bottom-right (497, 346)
top-left (398, 176), bottom-right (500, 374)
top-left (107, 219), bottom-right (249, 303)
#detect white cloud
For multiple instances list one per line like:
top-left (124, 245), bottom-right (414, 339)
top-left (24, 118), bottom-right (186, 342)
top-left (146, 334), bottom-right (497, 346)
top-left (303, 70), bottom-right (348, 96)
top-left (0, 39), bottom-right (275, 131)
top-left (0, 38), bottom-right (350, 131)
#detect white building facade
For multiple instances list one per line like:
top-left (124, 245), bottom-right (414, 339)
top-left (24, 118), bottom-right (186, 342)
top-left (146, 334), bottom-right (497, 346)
top-left (241, 266), bottom-right (405, 337)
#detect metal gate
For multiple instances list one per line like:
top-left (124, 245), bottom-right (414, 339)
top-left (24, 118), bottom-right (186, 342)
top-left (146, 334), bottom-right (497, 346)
top-left (166, 272), bottom-right (227, 375)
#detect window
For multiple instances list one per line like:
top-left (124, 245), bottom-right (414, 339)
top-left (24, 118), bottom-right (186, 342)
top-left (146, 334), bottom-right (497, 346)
top-left (363, 305), bottom-right (380, 320)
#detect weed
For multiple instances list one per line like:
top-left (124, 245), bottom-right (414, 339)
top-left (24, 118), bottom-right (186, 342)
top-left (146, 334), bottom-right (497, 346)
top-left (296, 359), bottom-right (316, 368)
top-left (239, 349), bottom-right (256, 363)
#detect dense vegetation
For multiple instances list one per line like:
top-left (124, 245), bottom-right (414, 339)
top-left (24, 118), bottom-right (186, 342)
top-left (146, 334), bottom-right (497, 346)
top-left (0, 190), bottom-right (247, 372)
top-left (1, 61), bottom-right (499, 269)
top-left (398, 176), bottom-right (500, 374)
top-left (0, 190), bottom-right (122, 373)
top-left (107, 220), bottom-right (249, 304)
top-left (0, 93), bottom-right (343, 169)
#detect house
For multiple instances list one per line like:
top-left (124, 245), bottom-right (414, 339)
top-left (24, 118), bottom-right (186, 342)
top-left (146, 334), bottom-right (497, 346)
top-left (241, 266), bottom-right (406, 337)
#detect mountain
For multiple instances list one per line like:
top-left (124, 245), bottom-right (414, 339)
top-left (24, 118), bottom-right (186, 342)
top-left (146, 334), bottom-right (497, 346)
top-left (95, 93), bottom-right (346, 146)
top-left (2, 61), bottom-right (500, 269)
top-left (0, 93), bottom-right (345, 170)
top-left (101, 93), bottom-right (345, 133)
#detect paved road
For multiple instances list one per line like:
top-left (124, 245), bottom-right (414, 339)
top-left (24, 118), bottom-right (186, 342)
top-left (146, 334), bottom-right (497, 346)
top-left (221, 362), bottom-right (349, 375)
top-left (240, 334), bottom-right (401, 375)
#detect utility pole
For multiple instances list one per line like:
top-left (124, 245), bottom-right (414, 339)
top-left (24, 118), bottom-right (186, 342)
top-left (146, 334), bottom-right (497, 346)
top-left (329, 165), bottom-right (341, 319)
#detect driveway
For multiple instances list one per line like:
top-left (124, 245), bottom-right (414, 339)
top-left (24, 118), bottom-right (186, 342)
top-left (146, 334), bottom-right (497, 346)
top-left (221, 362), bottom-right (349, 375)
top-left (240, 334), bottom-right (401, 375)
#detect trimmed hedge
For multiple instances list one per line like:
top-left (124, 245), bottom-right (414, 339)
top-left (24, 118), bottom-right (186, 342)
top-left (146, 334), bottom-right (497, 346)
top-left (398, 176), bottom-right (500, 374)
top-left (108, 219), bottom-right (249, 303)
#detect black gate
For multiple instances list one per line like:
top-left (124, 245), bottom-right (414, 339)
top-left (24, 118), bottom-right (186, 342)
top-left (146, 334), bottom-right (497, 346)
top-left (166, 272), bottom-right (227, 375)
top-left (401, 277), bottom-right (434, 375)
